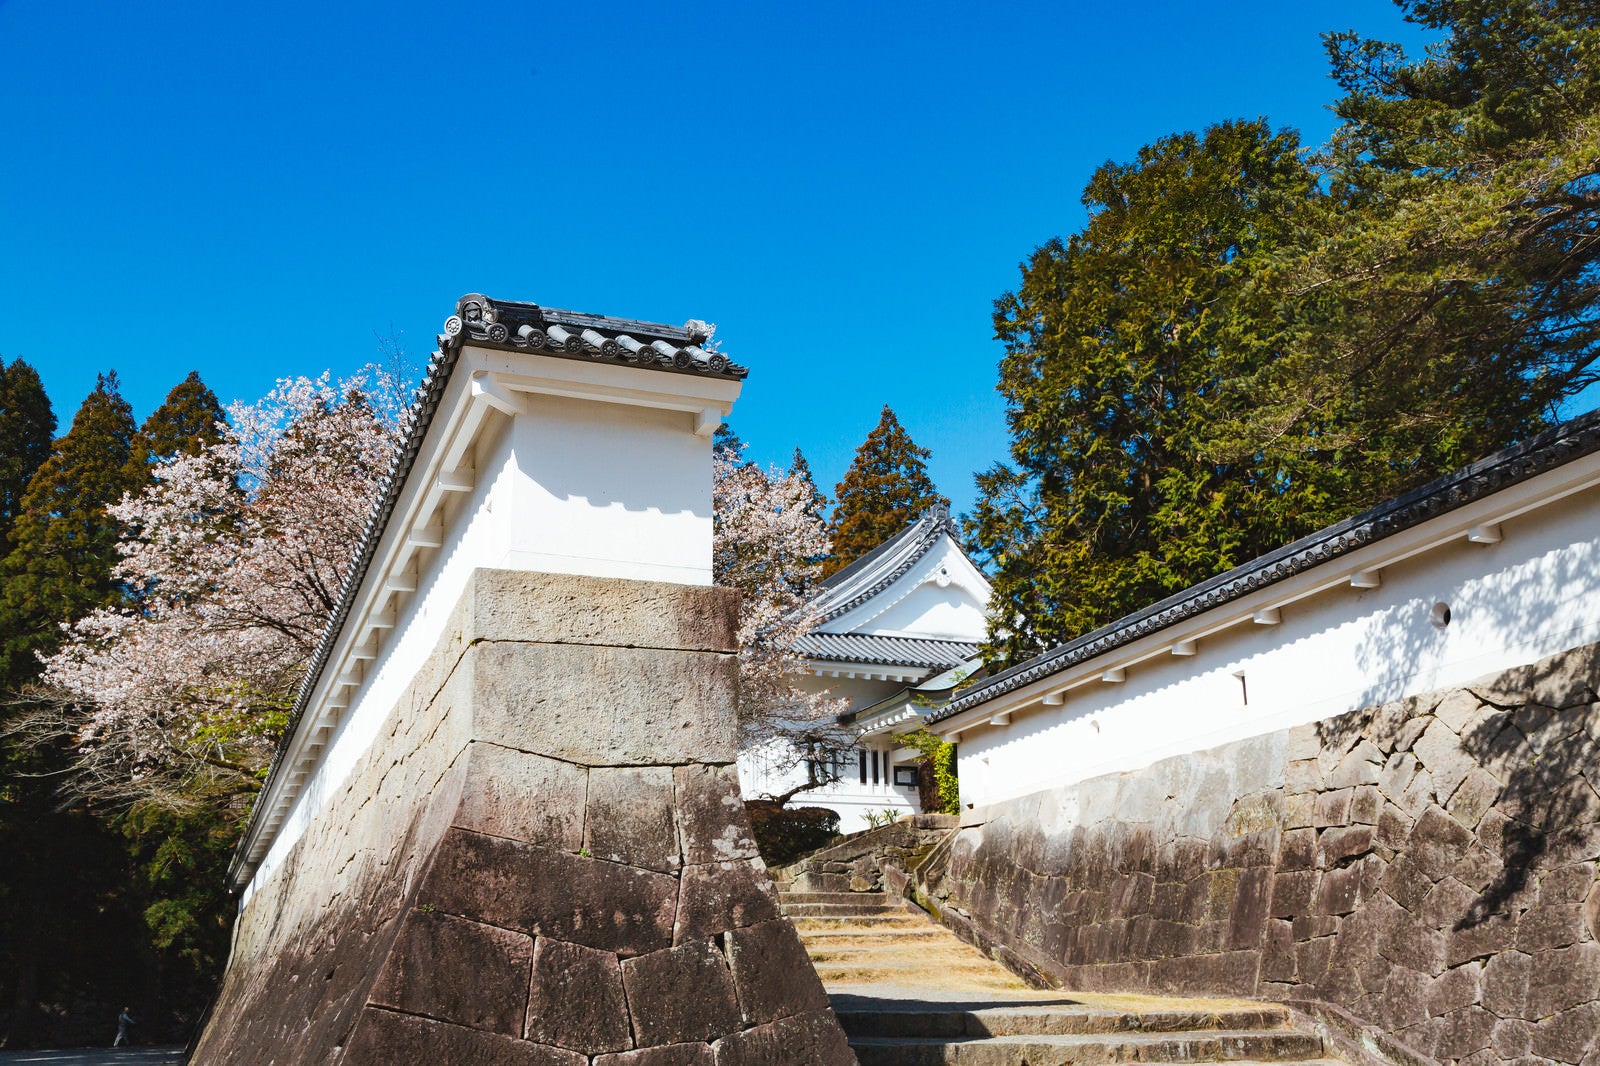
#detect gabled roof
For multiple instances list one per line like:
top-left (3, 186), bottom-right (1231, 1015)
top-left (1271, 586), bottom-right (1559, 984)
top-left (445, 294), bottom-right (748, 380)
top-left (932, 407), bottom-right (1600, 724)
top-left (810, 504), bottom-right (961, 626)
top-left (796, 633), bottom-right (979, 671)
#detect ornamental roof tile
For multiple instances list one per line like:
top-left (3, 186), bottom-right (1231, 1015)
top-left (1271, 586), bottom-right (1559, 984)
top-left (441, 294), bottom-right (748, 379)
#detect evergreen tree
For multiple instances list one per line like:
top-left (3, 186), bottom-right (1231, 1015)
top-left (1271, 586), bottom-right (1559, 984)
top-left (790, 447), bottom-right (829, 526)
top-left (137, 370), bottom-right (225, 463)
top-left (0, 376), bottom-right (151, 1047)
top-left (0, 358), bottom-right (56, 558)
top-left (827, 406), bottom-right (946, 576)
top-left (0, 372), bottom-right (144, 688)
top-left (972, 3), bottom-right (1600, 666)
top-left (1207, 1), bottom-right (1600, 487)
top-left (789, 447), bottom-right (832, 574)
top-left (973, 121), bottom-right (1317, 662)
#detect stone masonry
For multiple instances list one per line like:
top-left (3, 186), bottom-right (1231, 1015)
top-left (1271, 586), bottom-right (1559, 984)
top-left (192, 569), bottom-right (855, 1066)
top-left (920, 642), bottom-right (1600, 1064)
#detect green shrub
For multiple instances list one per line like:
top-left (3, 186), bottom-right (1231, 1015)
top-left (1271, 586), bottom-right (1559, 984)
top-left (745, 800), bottom-right (840, 867)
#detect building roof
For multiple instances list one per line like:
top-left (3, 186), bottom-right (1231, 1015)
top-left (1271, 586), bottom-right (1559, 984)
top-left (810, 504), bottom-right (960, 625)
top-left (933, 407), bottom-right (1600, 724)
top-left (796, 632), bottom-right (979, 671)
top-left (230, 295), bottom-right (738, 887)
top-left (445, 295), bottom-right (748, 380)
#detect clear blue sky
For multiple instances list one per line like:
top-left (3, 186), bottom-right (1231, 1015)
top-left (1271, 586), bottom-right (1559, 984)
top-left (1, 0), bottom-right (1438, 518)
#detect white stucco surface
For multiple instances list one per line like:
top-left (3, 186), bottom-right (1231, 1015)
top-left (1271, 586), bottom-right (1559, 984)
top-left (955, 481), bottom-right (1600, 811)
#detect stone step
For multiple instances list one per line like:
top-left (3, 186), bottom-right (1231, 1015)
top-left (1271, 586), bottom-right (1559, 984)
top-left (835, 1005), bottom-right (1292, 1038)
top-left (847, 1030), bottom-right (1328, 1066)
top-left (813, 964), bottom-right (1023, 986)
top-left (800, 928), bottom-right (949, 944)
top-left (782, 901), bottom-right (910, 918)
top-left (807, 947), bottom-right (997, 967)
top-left (778, 891), bottom-right (895, 905)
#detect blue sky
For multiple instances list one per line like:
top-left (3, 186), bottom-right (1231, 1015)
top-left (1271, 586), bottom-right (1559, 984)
top-left (1, 1), bottom-right (1438, 518)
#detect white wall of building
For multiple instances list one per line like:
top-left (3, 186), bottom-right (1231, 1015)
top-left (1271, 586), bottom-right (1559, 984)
top-left (503, 394), bottom-right (713, 586)
top-left (955, 483), bottom-right (1600, 811)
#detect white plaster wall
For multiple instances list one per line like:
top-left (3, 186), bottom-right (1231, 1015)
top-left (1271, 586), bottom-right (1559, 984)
top-left (245, 426), bottom-right (517, 904)
top-left (958, 485), bottom-right (1600, 811)
top-left (504, 394), bottom-right (712, 586)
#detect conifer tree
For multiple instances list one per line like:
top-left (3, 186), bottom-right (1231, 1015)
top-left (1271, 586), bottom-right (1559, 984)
top-left (0, 358), bottom-right (56, 558)
top-left (826, 406), bottom-right (946, 577)
top-left (0, 372), bottom-right (144, 688)
top-left (790, 444), bottom-right (832, 573)
top-left (137, 370), bottom-right (225, 463)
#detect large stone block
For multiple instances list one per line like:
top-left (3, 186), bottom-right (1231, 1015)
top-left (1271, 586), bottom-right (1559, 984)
top-left (369, 909), bottom-right (533, 1035)
top-left (726, 919), bottom-right (830, 1025)
top-left (344, 1009), bottom-right (585, 1066)
top-left (675, 860), bottom-right (780, 944)
top-left (525, 938), bottom-right (632, 1055)
top-left (472, 642), bottom-right (738, 765)
top-left (585, 767), bottom-right (680, 873)
top-left (423, 829), bottom-right (678, 957)
top-left (675, 764), bottom-right (760, 865)
top-left (596, 1046), bottom-right (716, 1066)
top-left (709, 1009), bottom-right (856, 1066)
top-left (468, 569), bottom-right (739, 652)
top-left (621, 939), bottom-right (743, 1046)
top-left (454, 743), bottom-right (587, 850)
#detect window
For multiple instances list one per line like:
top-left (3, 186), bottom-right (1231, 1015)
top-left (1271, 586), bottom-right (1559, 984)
top-left (859, 750), bottom-right (867, 785)
top-left (872, 750), bottom-right (880, 785)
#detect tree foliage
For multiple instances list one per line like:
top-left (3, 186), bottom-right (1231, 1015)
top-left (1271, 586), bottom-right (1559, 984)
top-left (0, 373), bottom-right (145, 689)
top-left (827, 406), bottom-right (946, 576)
top-left (712, 435), bottom-right (845, 781)
top-left (137, 370), bottom-right (225, 463)
top-left (0, 358), bottom-right (55, 559)
top-left (30, 372), bottom-right (400, 808)
top-left (974, 3), bottom-right (1600, 664)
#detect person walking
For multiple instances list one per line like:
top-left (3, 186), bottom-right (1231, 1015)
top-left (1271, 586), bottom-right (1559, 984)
top-left (113, 1007), bottom-right (134, 1048)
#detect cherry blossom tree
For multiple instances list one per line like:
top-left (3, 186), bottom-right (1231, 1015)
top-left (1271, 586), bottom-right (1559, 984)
top-left (712, 437), bottom-right (848, 801)
top-left (27, 371), bottom-right (402, 808)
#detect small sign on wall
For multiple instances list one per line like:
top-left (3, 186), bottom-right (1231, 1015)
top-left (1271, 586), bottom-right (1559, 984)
top-left (893, 766), bottom-right (918, 787)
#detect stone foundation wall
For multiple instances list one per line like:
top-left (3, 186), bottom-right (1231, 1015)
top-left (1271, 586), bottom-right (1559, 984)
top-left (778, 815), bottom-right (957, 893)
top-left (925, 643), bottom-right (1600, 1064)
top-left (193, 570), bottom-right (854, 1066)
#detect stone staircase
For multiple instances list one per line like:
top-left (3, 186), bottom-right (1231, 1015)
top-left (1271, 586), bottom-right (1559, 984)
top-left (777, 884), bottom-right (1347, 1066)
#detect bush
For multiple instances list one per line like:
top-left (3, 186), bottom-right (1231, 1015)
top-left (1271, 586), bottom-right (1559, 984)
top-left (745, 800), bottom-right (840, 867)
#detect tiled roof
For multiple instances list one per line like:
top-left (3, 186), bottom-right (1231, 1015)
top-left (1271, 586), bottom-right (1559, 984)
top-left (443, 294), bottom-right (748, 379)
top-left (811, 504), bottom-right (956, 624)
top-left (797, 633), bottom-right (978, 670)
top-left (933, 407), bottom-right (1600, 723)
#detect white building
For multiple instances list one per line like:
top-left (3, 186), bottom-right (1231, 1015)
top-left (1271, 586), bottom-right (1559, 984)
top-left (928, 410), bottom-right (1600, 812)
top-left (737, 505), bottom-right (991, 832)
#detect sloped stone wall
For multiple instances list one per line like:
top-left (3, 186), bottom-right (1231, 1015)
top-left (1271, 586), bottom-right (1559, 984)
top-left (777, 814), bottom-right (957, 893)
top-left (926, 643), bottom-right (1600, 1065)
top-left (193, 570), bottom-right (854, 1066)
